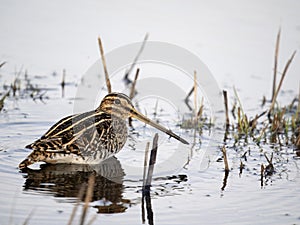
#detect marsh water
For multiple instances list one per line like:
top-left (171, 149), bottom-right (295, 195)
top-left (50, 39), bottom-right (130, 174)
top-left (1, 61), bottom-right (300, 225)
top-left (1, 1), bottom-right (300, 225)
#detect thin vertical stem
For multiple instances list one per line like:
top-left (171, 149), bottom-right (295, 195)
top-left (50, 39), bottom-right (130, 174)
top-left (145, 134), bottom-right (159, 187)
top-left (68, 184), bottom-right (86, 225)
top-left (98, 37), bottom-right (112, 93)
top-left (272, 28), bottom-right (281, 101)
top-left (223, 90), bottom-right (230, 127)
top-left (129, 68), bottom-right (140, 99)
top-left (269, 50), bottom-right (297, 113)
top-left (222, 146), bottom-right (229, 172)
top-left (80, 174), bottom-right (95, 225)
top-left (194, 71), bottom-right (197, 118)
top-left (124, 33), bottom-right (149, 79)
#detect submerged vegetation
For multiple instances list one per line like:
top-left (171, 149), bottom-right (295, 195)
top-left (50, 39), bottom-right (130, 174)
top-left (0, 66), bottom-right (50, 112)
top-left (177, 29), bottom-right (299, 189)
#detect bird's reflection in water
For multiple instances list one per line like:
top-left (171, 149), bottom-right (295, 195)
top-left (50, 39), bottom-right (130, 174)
top-left (22, 157), bottom-right (130, 213)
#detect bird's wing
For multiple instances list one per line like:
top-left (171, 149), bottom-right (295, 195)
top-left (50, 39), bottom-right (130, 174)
top-left (25, 110), bottom-right (105, 154)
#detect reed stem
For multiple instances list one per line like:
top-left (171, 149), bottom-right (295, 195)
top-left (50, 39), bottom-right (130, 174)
top-left (80, 174), bottom-right (95, 225)
top-left (272, 28), bottom-right (281, 102)
top-left (129, 68), bottom-right (140, 99)
top-left (222, 146), bottom-right (229, 172)
top-left (223, 90), bottom-right (230, 128)
top-left (269, 50), bottom-right (297, 114)
top-left (98, 37), bottom-right (112, 93)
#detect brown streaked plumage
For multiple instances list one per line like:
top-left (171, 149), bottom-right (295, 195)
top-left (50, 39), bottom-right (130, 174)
top-left (19, 92), bottom-right (188, 169)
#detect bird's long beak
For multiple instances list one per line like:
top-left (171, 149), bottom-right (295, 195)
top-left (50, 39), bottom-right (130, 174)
top-left (130, 108), bottom-right (189, 145)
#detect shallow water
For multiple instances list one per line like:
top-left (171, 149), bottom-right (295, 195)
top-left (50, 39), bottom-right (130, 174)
top-left (1, 1), bottom-right (300, 224)
top-left (0, 68), bottom-right (300, 225)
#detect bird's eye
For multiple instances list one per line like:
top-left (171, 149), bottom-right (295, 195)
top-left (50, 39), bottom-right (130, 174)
top-left (114, 99), bottom-right (121, 105)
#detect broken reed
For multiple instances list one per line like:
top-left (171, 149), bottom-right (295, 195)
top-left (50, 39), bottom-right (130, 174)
top-left (223, 90), bottom-right (230, 128)
top-left (61, 69), bottom-right (66, 98)
top-left (181, 71), bottom-right (212, 132)
top-left (271, 28), bottom-right (281, 102)
top-left (142, 142), bottom-right (150, 188)
top-left (98, 36), bottom-right (112, 93)
top-left (141, 134), bottom-right (158, 225)
top-left (80, 174), bottom-right (95, 225)
top-left (260, 164), bottom-right (265, 187)
top-left (68, 174), bottom-right (96, 225)
top-left (128, 68), bottom-right (140, 127)
top-left (124, 33), bottom-right (148, 81)
top-left (269, 50), bottom-right (297, 116)
top-left (129, 68), bottom-right (140, 99)
top-left (145, 133), bottom-right (159, 188)
top-left (68, 185), bottom-right (86, 225)
top-left (221, 146), bottom-right (229, 172)
top-left (0, 91), bottom-right (9, 112)
top-left (221, 146), bottom-right (230, 191)
top-left (194, 71), bottom-right (198, 118)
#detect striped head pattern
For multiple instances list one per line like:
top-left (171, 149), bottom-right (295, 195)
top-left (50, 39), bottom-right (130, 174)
top-left (97, 92), bottom-right (189, 145)
top-left (97, 93), bottom-right (135, 119)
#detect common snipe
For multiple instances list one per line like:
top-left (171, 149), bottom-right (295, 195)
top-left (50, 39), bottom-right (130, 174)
top-left (19, 92), bottom-right (188, 169)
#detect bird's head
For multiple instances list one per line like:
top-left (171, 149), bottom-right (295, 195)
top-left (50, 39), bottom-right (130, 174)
top-left (98, 92), bottom-right (189, 145)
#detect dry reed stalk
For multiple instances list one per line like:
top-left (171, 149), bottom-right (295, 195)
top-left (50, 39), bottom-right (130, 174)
top-left (86, 215), bottom-right (97, 225)
top-left (234, 87), bottom-right (250, 134)
top-left (221, 169), bottom-right (229, 191)
top-left (67, 184), bottom-right (86, 225)
top-left (269, 50), bottom-right (297, 114)
top-left (80, 174), bottom-right (95, 225)
top-left (233, 87), bottom-right (245, 118)
top-left (61, 69), bottom-right (66, 98)
top-left (221, 146), bottom-right (229, 172)
top-left (124, 33), bottom-right (149, 79)
top-left (194, 71), bottom-right (197, 118)
top-left (129, 68), bottom-right (140, 99)
top-left (98, 36), bottom-right (112, 93)
top-left (223, 90), bottom-right (230, 128)
top-left (249, 110), bottom-right (267, 128)
top-left (264, 153), bottom-right (273, 165)
top-left (185, 87), bottom-right (194, 101)
top-left (296, 133), bottom-right (300, 148)
top-left (262, 95), bottom-right (267, 107)
top-left (239, 161), bottom-right (244, 176)
top-left (144, 191), bottom-right (154, 225)
top-left (61, 69), bottom-right (66, 87)
top-left (261, 164), bottom-right (265, 187)
top-left (237, 107), bottom-right (245, 133)
top-left (197, 97), bottom-right (204, 119)
top-left (184, 87), bottom-right (194, 111)
top-left (231, 100), bottom-right (237, 119)
top-left (128, 68), bottom-right (140, 127)
top-left (142, 135), bottom-right (158, 225)
top-left (296, 83), bottom-right (300, 121)
top-left (142, 142), bottom-right (150, 224)
top-left (256, 125), bottom-right (268, 144)
top-left (142, 142), bottom-right (150, 188)
top-left (145, 134), bottom-right (159, 187)
top-left (272, 28), bottom-right (281, 102)
top-left (22, 209), bottom-right (34, 225)
top-left (221, 153), bottom-right (230, 191)
top-left (153, 99), bottom-right (159, 117)
top-left (0, 91), bottom-right (9, 112)
top-left (0, 61), bottom-right (6, 68)
top-left (264, 153), bottom-right (275, 176)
